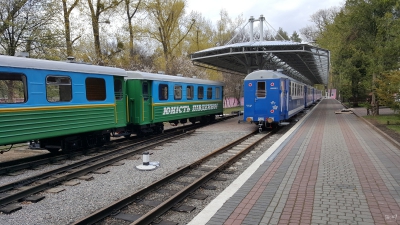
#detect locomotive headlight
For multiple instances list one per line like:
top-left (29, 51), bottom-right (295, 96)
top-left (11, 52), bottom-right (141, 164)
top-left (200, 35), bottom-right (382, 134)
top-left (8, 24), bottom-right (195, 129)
top-left (267, 117), bottom-right (274, 123)
top-left (246, 117), bottom-right (253, 122)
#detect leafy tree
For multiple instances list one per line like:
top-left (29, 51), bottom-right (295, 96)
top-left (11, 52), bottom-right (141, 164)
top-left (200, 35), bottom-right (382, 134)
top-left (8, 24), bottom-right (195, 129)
top-left (214, 9), bottom-right (245, 46)
top-left (290, 31), bottom-right (301, 43)
top-left (317, 0), bottom-right (400, 114)
top-left (275, 27), bottom-right (289, 41)
top-left (186, 11), bottom-right (214, 53)
top-left (143, 0), bottom-right (195, 74)
top-left (376, 71), bottom-right (400, 114)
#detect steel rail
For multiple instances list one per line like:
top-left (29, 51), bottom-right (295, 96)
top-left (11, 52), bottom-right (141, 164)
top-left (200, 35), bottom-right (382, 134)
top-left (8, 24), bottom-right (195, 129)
top-left (0, 114), bottom-right (235, 175)
top-left (72, 129), bottom-right (272, 225)
top-left (0, 131), bottom-right (192, 207)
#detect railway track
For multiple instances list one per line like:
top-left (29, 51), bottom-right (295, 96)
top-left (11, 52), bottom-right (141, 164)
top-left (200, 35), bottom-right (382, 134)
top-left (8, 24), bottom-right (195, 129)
top-left (0, 115), bottom-right (236, 176)
top-left (72, 129), bottom-right (276, 225)
top-left (0, 116), bottom-right (235, 214)
top-left (0, 128), bottom-right (180, 176)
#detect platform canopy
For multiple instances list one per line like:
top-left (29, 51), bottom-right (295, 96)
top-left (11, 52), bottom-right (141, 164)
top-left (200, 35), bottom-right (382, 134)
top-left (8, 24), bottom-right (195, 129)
top-left (190, 40), bottom-right (330, 86)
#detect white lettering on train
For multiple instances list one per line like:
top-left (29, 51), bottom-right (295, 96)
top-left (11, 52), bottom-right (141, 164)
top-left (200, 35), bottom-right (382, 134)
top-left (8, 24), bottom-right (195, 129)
top-left (162, 104), bottom-right (218, 115)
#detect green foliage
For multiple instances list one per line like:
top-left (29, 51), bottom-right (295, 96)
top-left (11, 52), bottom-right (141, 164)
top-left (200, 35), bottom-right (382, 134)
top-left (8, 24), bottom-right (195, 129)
top-left (275, 27), bottom-right (289, 41)
top-left (317, 0), bottom-right (400, 107)
top-left (290, 31), bottom-right (301, 43)
top-left (376, 71), bottom-right (400, 114)
top-left (365, 114), bottom-right (400, 135)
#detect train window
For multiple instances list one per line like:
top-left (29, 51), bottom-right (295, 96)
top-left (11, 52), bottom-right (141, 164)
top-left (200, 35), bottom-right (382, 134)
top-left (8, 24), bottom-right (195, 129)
top-left (293, 83), bottom-right (295, 96)
top-left (298, 84), bottom-right (300, 96)
top-left (159, 84), bottom-right (168, 100)
top-left (187, 85), bottom-right (194, 100)
top-left (114, 79), bottom-right (123, 100)
top-left (198, 86), bottom-right (204, 99)
top-left (256, 82), bottom-right (266, 98)
top-left (216, 87), bottom-right (220, 99)
top-left (86, 78), bottom-right (106, 101)
top-left (46, 76), bottom-right (72, 102)
top-left (142, 82), bottom-right (149, 101)
top-left (0, 72), bottom-right (27, 104)
top-left (174, 85), bottom-right (182, 100)
top-left (207, 87), bottom-right (212, 99)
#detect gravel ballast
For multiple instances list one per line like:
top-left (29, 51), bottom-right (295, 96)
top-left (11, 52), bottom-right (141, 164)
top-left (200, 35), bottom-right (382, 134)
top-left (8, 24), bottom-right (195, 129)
top-left (0, 117), bottom-right (259, 225)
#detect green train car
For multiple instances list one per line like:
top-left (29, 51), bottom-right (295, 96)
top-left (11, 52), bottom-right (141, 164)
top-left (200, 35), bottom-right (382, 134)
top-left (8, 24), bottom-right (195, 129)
top-left (125, 71), bottom-right (224, 136)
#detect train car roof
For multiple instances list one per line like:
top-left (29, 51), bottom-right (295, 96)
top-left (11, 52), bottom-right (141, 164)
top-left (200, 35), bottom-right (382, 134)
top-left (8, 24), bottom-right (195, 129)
top-left (126, 71), bottom-right (224, 86)
top-left (245, 70), bottom-right (302, 82)
top-left (0, 55), bottom-right (127, 76)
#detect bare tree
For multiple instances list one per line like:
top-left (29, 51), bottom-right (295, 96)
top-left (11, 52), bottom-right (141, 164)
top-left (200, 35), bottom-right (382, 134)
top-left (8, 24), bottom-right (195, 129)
top-left (0, 0), bottom-right (59, 56)
top-left (0, 0), bottom-right (28, 35)
top-left (86, 0), bottom-right (123, 63)
top-left (62, 0), bottom-right (81, 57)
top-left (124, 0), bottom-right (141, 57)
top-left (300, 7), bottom-right (340, 43)
top-left (214, 9), bottom-right (245, 46)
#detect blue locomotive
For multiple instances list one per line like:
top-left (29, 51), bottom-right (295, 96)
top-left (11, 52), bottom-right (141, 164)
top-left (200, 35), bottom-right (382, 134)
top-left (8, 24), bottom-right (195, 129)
top-left (243, 70), bottom-right (321, 132)
top-left (0, 55), bottom-right (223, 153)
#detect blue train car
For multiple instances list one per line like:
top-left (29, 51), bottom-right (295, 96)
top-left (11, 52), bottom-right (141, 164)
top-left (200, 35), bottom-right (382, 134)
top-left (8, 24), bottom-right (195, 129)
top-left (243, 70), bottom-right (309, 131)
top-left (314, 89), bottom-right (322, 103)
top-left (305, 86), bottom-right (314, 107)
top-left (0, 55), bottom-right (127, 152)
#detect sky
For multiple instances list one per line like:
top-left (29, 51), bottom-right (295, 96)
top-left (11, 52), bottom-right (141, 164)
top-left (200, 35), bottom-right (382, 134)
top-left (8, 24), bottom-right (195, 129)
top-left (186, 0), bottom-right (345, 35)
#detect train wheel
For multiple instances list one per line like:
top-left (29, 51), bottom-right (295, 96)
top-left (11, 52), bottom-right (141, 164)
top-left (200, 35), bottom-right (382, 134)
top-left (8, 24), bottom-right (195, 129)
top-left (209, 115), bottom-right (215, 122)
top-left (96, 134), bottom-right (109, 147)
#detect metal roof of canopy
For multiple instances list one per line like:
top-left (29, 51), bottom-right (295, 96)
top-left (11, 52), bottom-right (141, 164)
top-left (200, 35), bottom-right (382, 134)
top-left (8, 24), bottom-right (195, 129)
top-left (190, 40), bottom-right (330, 86)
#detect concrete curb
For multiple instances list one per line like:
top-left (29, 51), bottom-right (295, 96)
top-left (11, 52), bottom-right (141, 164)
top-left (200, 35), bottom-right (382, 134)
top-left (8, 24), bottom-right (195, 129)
top-left (338, 100), bottom-right (400, 149)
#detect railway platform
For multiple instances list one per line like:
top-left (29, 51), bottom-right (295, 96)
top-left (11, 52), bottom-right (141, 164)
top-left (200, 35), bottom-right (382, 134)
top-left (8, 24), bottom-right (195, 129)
top-left (188, 98), bottom-right (400, 225)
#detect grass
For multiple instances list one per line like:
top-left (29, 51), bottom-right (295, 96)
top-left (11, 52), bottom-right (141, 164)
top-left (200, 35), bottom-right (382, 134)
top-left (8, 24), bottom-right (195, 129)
top-left (364, 114), bottom-right (400, 134)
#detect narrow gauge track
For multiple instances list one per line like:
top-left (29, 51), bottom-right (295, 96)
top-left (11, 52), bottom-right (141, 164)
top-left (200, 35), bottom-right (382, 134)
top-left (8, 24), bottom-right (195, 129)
top-left (0, 126), bottom-right (184, 176)
top-left (72, 129), bottom-right (274, 225)
top-left (0, 115), bottom-right (236, 176)
top-left (0, 116), bottom-right (235, 213)
top-left (0, 131), bottom-right (191, 213)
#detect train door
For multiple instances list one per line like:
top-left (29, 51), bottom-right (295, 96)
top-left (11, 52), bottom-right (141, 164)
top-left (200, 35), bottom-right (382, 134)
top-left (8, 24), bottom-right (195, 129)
top-left (141, 80), bottom-right (152, 122)
top-left (280, 79), bottom-right (287, 118)
top-left (114, 76), bottom-right (127, 127)
top-left (254, 81), bottom-right (268, 119)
